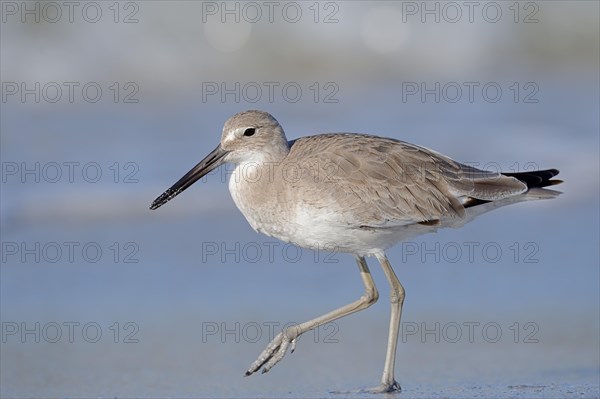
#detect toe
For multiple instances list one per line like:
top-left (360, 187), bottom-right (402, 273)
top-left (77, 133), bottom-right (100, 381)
top-left (363, 381), bottom-right (402, 393)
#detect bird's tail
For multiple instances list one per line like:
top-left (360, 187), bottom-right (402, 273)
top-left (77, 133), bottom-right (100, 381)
top-left (456, 169), bottom-right (562, 226)
top-left (502, 168), bottom-right (562, 189)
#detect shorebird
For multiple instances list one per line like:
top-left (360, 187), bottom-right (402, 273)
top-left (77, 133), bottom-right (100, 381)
top-left (150, 110), bottom-right (561, 392)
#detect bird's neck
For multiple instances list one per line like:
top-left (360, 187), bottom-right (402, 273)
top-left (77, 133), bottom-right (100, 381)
top-left (263, 128), bottom-right (291, 164)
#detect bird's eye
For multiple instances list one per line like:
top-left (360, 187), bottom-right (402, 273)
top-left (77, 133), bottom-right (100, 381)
top-left (243, 128), bottom-right (256, 137)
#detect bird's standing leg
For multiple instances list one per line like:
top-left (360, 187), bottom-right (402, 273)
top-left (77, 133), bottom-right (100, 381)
top-left (366, 253), bottom-right (405, 393)
top-left (245, 256), bottom-right (379, 376)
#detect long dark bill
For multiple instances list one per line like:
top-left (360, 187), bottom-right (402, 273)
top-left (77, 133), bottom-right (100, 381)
top-left (149, 145), bottom-right (229, 210)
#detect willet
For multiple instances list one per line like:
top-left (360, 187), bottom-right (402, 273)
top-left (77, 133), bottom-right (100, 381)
top-left (150, 110), bottom-right (562, 392)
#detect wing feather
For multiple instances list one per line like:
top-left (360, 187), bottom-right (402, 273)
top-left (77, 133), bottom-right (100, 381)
top-left (286, 133), bottom-right (527, 228)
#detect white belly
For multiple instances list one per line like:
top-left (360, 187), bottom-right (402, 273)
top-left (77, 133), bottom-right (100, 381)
top-left (228, 167), bottom-right (406, 255)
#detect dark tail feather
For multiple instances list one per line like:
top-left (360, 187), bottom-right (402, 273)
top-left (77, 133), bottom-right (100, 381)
top-left (464, 169), bottom-right (562, 209)
top-left (503, 169), bottom-right (562, 188)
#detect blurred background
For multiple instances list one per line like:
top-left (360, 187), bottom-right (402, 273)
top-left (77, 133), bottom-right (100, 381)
top-left (1, 1), bottom-right (598, 398)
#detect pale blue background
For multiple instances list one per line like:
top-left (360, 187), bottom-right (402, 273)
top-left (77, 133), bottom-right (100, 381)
top-left (1, 1), bottom-right (598, 398)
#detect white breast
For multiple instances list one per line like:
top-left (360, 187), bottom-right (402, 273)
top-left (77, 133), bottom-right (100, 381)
top-left (228, 162), bottom-right (409, 255)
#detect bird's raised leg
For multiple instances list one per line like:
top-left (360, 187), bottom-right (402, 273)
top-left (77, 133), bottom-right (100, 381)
top-left (245, 256), bottom-right (379, 376)
top-left (365, 253), bottom-right (405, 393)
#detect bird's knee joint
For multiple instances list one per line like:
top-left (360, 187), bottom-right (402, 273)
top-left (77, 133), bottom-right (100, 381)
top-left (363, 287), bottom-right (379, 305)
top-left (390, 286), bottom-right (405, 304)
